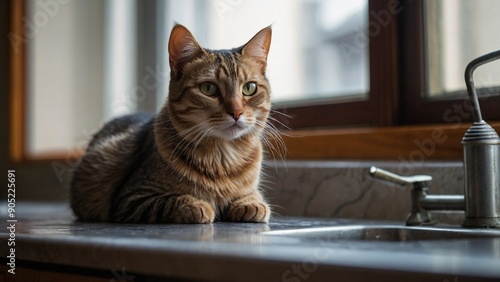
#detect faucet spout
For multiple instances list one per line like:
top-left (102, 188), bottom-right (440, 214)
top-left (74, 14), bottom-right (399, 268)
top-left (464, 50), bottom-right (500, 123)
top-left (421, 195), bottom-right (465, 211)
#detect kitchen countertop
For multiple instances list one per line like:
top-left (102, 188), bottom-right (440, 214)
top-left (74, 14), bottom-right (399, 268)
top-left (2, 202), bottom-right (500, 281)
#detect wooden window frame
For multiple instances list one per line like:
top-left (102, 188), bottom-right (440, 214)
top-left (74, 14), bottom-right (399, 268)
top-left (9, 0), bottom-right (500, 164)
top-left (10, 0), bottom-right (25, 162)
top-left (274, 0), bottom-right (400, 129)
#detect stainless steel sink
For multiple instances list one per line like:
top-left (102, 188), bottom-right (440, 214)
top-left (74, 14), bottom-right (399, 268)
top-left (263, 225), bottom-right (500, 242)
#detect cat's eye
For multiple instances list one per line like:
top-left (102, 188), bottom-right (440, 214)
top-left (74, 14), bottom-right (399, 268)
top-left (242, 82), bottom-right (258, 96)
top-left (200, 82), bottom-right (219, 96)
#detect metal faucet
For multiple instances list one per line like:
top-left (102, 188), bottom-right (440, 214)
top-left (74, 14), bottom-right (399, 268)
top-left (370, 50), bottom-right (500, 228)
top-left (369, 166), bottom-right (464, 226)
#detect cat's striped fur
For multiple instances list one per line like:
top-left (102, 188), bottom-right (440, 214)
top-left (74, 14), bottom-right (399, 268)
top-left (70, 24), bottom-right (275, 223)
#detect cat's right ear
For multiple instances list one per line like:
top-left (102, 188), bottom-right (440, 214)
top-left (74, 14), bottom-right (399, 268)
top-left (168, 24), bottom-right (203, 74)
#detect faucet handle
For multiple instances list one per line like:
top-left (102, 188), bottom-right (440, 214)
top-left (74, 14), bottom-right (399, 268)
top-left (369, 166), bottom-right (435, 226)
top-left (369, 166), bottom-right (432, 188)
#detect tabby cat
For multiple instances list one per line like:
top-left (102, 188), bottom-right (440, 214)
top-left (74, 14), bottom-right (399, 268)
top-left (70, 24), bottom-right (275, 224)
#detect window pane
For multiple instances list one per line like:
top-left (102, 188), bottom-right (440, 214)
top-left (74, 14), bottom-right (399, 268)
top-left (426, 0), bottom-right (500, 98)
top-left (162, 0), bottom-right (370, 105)
top-left (27, 0), bottom-right (105, 155)
top-left (27, 0), bottom-right (140, 156)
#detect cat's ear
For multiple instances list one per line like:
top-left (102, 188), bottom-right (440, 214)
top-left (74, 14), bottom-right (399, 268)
top-left (168, 24), bottom-right (203, 73)
top-left (242, 26), bottom-right (272, 73)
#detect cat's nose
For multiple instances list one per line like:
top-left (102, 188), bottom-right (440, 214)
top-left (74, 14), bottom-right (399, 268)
top-left (225, 97), bottom-right (244, 121)
top-left (227, 109), bottom-right (244, 121)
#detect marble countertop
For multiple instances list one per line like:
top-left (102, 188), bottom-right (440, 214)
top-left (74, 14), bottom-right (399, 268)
top-left (2, 202), bottom-right (500, 281)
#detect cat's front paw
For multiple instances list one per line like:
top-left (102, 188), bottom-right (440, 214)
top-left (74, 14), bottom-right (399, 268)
top-left (172, 195), bottom-right (215, 224)
top-left (225, 201), bottom-right (270, 223)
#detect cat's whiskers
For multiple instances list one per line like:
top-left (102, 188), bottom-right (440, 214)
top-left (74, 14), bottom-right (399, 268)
top-left (257, 120), bottom-right (286, 149)
top-left (193, 125), bottom-right (215, 149)
top-left (253, 120), bottom-right (288, 164)
top-left (163, 122), bottom-right (206, 143)
top-left (269, 109), bottom-right (293, 128)
top-left (270, 109), bottom-right (292, 118)
top-left (167, 123), bottom-right (208, 160)
top-left (267, 115), bottom-right (292, 132)
top-left (264, 122), bottom-right (287, 157)
top-left (260, 134), bottom-right (279, 164)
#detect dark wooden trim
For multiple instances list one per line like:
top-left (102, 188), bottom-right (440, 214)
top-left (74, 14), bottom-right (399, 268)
top-left (274, 100), bottom-right (374, 129)
top-left (369, 0), bottom-right (400, 126)
top-left (31, 122), bottom-right (500, 163)
top-left (10, 0), bottom-right (26, 163)
top-left (399, 0), bottom-right (425, 125)
top-left (277, 122), bottom-right (500, 160)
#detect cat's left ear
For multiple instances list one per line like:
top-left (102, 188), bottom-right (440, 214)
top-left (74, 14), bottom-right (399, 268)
top-left (242, 26), bottom-right (272, 73)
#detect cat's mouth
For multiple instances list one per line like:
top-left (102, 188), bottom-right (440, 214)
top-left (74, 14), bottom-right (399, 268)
top-left (214, 120), bottom-right (250, 140)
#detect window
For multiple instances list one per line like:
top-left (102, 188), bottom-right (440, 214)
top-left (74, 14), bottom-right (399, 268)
top-left (401, 0), bottom-right (500, 124)
top-left (24, 0), bottom-right (372, 157)
top-left (426, 0), bottom-right (500, 99)
top-left (273, 0), bottom-right (400, 129)
top-left (277, 0), bottom-right (500, 160)
top-left (9, 0), bottom-right (500, 164)
top-left (26, 0), bottom-right (105, 156)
